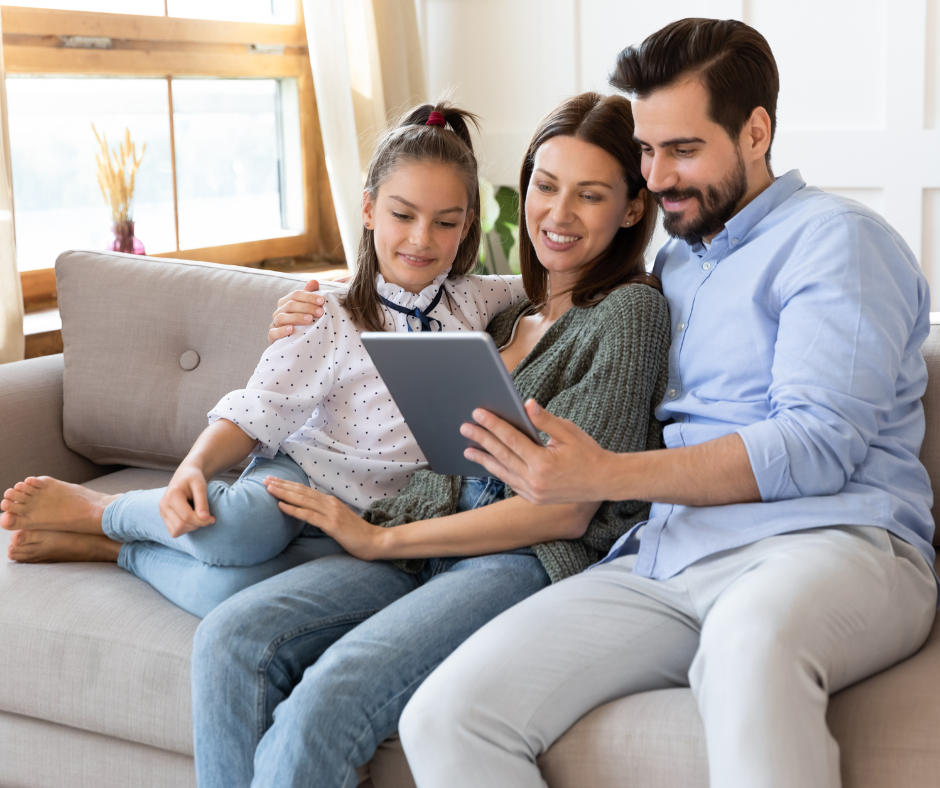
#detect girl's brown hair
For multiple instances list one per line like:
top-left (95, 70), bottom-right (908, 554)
top-left (341, 102), bottom-right (482, 332)
top-left (518, 92), bottom-right (661, 309)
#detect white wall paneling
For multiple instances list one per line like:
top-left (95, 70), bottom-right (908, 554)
top-left (417, 0), bottom-right (940, 304)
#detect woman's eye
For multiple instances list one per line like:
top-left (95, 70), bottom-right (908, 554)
top-left (581, 193), bottom-right (601, 203)
top-left (537, 183), bottom-right (554, 193)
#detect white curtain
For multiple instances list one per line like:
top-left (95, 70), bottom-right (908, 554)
top-left (302, 0), bottom-right (426, 270)
top-left (0, 16), bottom-right (23, 364)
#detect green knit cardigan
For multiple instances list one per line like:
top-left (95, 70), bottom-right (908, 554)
top-left (362, 282), bottom-right (671, 583)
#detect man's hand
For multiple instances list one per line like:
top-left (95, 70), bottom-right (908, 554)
top-left (264, 477), bottom-right (388, 561)
top-left (460, 400), bottom-right (610, 505)
top-left (159, 463), bottom-right (216, 537)
top-left (268, 280), bottom-right (325, 343)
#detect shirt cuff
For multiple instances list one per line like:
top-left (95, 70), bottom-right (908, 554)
top-left (736, 419), bottom-right (799, 502)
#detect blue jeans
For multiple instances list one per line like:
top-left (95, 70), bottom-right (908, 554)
top-left (191, 477), bottom-right (550, 788)
top-left (104, 453), bottom-right (345, 618)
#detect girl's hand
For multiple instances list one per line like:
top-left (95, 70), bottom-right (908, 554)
top-left (264, 477), bottom-right (389, 561)
top-left (160, 463), bottom-right (216, 537)
top-left (269, 280), bottom-right (325, 343)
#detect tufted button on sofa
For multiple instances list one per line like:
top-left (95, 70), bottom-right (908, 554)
top-left (1, 250), bottom-right (938, 788)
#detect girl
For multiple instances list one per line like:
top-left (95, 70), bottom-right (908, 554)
top-left (1, 103), bottom-right (526, 617)
top-left (191, 91), bottom-right (672, 787)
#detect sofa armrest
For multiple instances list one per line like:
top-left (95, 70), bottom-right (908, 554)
top-left (0, 354), bottom-right (107, 491)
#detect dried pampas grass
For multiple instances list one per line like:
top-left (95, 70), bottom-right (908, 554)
top-left (92, 125), bottom-right (146, 225)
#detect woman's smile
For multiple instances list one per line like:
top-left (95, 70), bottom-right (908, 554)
top-left (541, 229), bottom-right (583, 251)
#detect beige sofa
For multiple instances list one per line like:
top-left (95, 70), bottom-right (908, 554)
top-left (1, 249), bottom-right (939, 788)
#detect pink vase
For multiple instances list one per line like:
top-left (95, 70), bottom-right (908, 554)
top-left (111, 220), bottom-right (145, 255)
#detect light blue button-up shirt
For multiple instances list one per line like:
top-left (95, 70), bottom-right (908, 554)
top-left (602, 170), bottom-right (935, 579)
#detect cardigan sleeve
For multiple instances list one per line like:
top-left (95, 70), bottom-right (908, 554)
top-left (526, 284), bottom-right (672, 582)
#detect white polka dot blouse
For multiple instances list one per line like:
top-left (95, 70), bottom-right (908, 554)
top-left (208, 270), bottom-right (526, 511)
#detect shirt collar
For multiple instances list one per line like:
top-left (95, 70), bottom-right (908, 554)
top-left (687, 169), bottom-right (805, 254)
top-left (375, 268), bottom-right (451, 311)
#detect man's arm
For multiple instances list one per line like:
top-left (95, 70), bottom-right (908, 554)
top-left (461, 401), bottom-right (760, 506)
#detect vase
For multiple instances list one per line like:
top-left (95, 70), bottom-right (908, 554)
top-left (111, 220), bottom-right (145, 255)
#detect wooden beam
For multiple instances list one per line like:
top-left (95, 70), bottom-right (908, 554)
top-left (153, 234), bottom-right (309, 266)
top-left (0, 6), bottom-right (306, 46)
top-left (3, 45), bottom-right (303, 77)
top-left (20, 268), bottom-right (57, 305)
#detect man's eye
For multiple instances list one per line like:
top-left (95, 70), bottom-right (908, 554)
top-left (676, 149), bottom-right (693, 157)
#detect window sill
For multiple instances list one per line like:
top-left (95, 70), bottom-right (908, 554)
top-left (24, 307), bottom-right (62, 359)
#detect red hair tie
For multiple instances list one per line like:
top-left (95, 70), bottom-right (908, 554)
top-left (426, 111), bottom-right (446, 128)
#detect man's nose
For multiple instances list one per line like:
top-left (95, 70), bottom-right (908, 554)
top-left (645, 153), bottom-right (677, 194)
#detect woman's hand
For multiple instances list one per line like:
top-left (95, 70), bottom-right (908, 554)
top-left (159, 463), bottom-right (216, 537)
top-left (264, 477), bottom-right (389, 561)
top-left (268, 280), bottom-right (326, 343)
top-left (460, 400), bottom-right (611, 505)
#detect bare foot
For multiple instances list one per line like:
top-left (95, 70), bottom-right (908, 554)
top-left (0, 477), bottom-right (119, 534)
top-left (7, 529), bottom-right (122, 563)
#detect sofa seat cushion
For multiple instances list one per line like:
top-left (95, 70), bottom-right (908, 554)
top-left (0, 468), bottom-right (199, 756)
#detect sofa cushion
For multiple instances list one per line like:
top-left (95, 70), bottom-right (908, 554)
top-left (56, 250), bottom-right (343, 472)
top-left (919, 317), bottom-right (940, 546)
top-left (0, 468), bottom-right (198, 756)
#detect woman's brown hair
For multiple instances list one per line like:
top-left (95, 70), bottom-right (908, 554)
top-left (341, 102), bottom-right (482, 332)
top-left (518, 92), bottom-right (660, 309)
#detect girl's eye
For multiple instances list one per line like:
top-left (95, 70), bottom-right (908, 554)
top-left (392, 212), bottom-right (411, 221)
top-left (438, 221), bottom-right (457, 229)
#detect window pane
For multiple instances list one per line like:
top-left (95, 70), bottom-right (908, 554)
top-left (7, 77), bottom-right (176, 272)
top-left (166, 0), bottom-right (296, 24)
top-left (171, 79), bottom-right (304, 250)
top-left (8, 1), bottom-right (164, 14)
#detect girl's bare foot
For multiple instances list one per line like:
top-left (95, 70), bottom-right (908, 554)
top-left (7, 529), bottom-right (121, 563)
top-left (0, 477), bottom-right (119, 534)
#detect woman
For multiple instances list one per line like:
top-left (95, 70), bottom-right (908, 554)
top-left (192, 91), bottom-right (671, 788)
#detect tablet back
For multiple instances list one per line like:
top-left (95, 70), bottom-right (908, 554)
top-left (361, 332), bottom-right (541, 477)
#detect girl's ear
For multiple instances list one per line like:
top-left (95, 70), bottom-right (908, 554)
top-left (460, 208), bottom-right (475, 242)
top-left (622, 187), bottom-right (647, 228)
top-left (361, 189), bottom-right (375, 229)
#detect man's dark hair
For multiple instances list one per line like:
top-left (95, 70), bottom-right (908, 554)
top-left (611, 18), bottom-right (779, 167)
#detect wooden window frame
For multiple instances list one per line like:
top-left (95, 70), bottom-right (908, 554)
top-left (3, 2), bottom-right (343, 306)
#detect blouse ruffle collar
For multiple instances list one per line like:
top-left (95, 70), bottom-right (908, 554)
top-left (375, 269), bottom-right (450, 312)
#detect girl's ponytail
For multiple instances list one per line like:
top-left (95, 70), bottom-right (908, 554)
top-left (341, 101), bottom-right (484, 333)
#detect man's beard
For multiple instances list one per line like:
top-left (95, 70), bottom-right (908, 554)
top-left (654, 151), bottom-right (748, 244)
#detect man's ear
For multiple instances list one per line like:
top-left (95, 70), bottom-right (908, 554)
top-left (622, 188), bottom-right (648, 228)
top-left (361, 189), bottom-right (375, 229)
top-left (741, 106), bottom-right (772, 164)
top-left (461, 208), bottom-right (475, 242)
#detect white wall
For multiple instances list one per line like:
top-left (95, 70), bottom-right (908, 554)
top-left (416, 0), bottom-right (940, 306)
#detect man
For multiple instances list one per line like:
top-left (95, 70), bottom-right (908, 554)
top-left (397, 18), bottom-right (938, 788)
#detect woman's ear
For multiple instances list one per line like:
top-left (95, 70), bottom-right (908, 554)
top-left (460, 208), bottom-right (475, 242)
top-left (622, 188), bottom-right (647, 228)
top-left (361, 189), bottom-right (375, 230)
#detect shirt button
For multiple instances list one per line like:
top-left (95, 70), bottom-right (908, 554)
top-left (676, 322), bottom-right (685, 331)
top-left (702, 261), bottom-right (712, 270)
top-left (731, 237), bottom-right (739, 245)
top-left (668, 388), bottom-right (677, 399)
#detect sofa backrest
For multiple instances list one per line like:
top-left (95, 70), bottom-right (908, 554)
top-left (57, 249), bottom-right (344, 472)
top-left (919, 316), bottom-right (940, 545)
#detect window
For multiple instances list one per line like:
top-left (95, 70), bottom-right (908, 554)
top-left (3, 2), bottom-right (342, 304)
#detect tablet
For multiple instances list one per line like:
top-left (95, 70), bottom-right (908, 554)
top-left (361, 331), bottom-right (542, 477)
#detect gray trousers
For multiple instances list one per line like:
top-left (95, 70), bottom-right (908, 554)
top-left (399, 526), bottom-right (937, 788)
